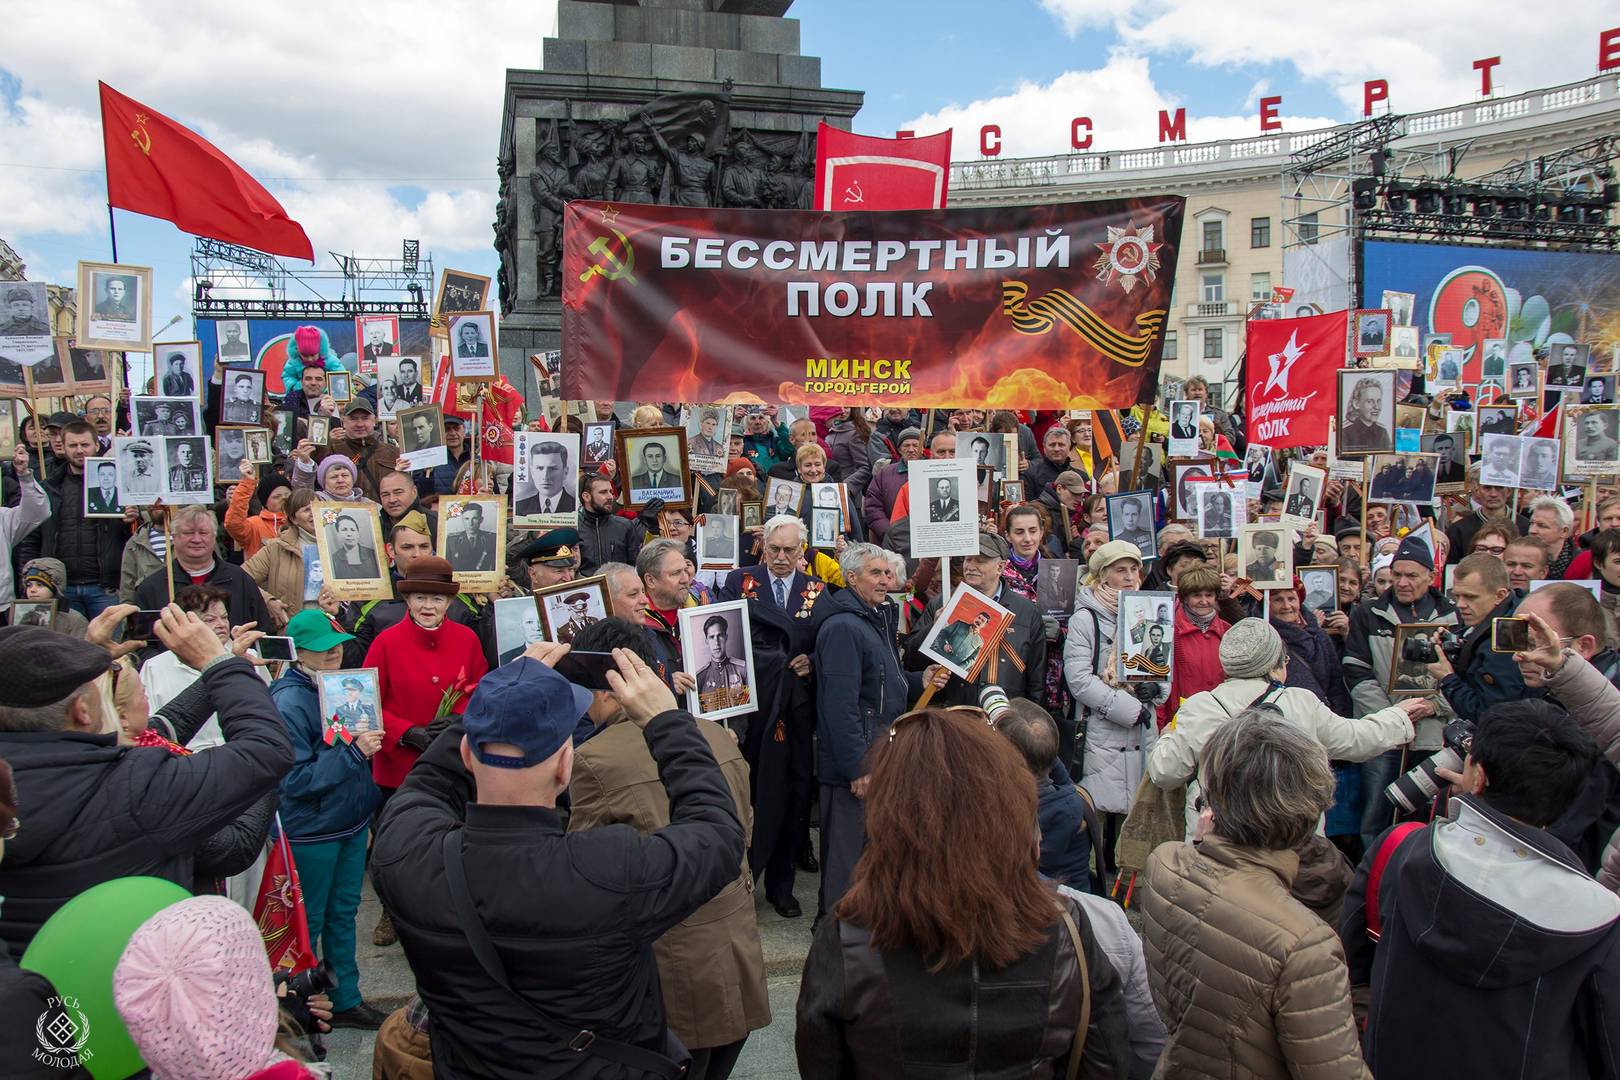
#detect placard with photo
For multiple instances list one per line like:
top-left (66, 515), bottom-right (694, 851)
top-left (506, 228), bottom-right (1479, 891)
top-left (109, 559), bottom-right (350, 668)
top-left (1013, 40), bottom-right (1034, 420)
top-left (1474, 404), bottom-right (1517, 450)
top-left (397, 403), bottom-right (449, 471)
top-left (355, 314), bottom-right (400, 375)
top-left (616, 427), bottom-right (689, 511)
top-left (1546, 342), bottom-right (1589, 391)
top-left (1238, 523), bottom-right (1292, 589)
top-left (448, 311), bottom-right (497, 381)
top-left (374, 354), bottom-right (426, 418)
top-left (1171, 460), bottom-right (1213, 520)
top-left (75, 261), bottom-right (152, 351)
top-left (1479, 337), bottom-right (1509, 381)
top-left (1106, 490), bottom-right (1157, 561)
top-left (582, 421), bottom-right (614, 466)
top-left (215, 427), bottom-right (249, 484)
top-left (810, 506), bottom-right (841, 549)
top-left (697, 513), bottom-right (740, 570)
top-left (1386, 325), bottom-right (1421, 367)
top-left (810, 481), bottom-right (851, 530)
top-left (741, 501), bottom-right (763, 530)
top-left (328, 371), bottom-right (352, 403)
top-left (243, 428), bottom-right (272, 465)
top-left (155, 342), bottom-right (203, 400)
top-left (764, 476), bottom-right (805, 519)
top-left (1281, 463), bottom-right (1325, 530)
top-left (1518, 435), bottom-right (1562, 491)
top-left (1337, 368), bottom-right (1395, 456)
top-left (1243, 443), bottom-right (1271, 496)
top-left (1507, 359), bottom-right (1540, 398)
top-left (438, 495), bottom-right (506, 592)
top-left (494, 595), bottom-right (546, 665)
top-left (1115, 590), bottom-right (1175, 683)
top-left (1583, 374), bottom-right (1615, 405)
top-left (316, 668), bottom-right (382, 739)
top-left (679, 600), bottom-right (758, 722)
top-left (307, 414), bottom-right (333, 446)
top-left (1388, 625), bottom-right (1448, 698)
top-left (1381, 290), bottom-right (1415, 326)
top-left (1354, 308), bottom-right (1391, 358)
top-left (1367, 452), bottom-right (1439, 506)
top-left (909, 456), bottom-right (980, 559)
top-left (917, 583), bottom-right (1015, 681)
top-left (82, 457), bottom-right (124, 518)
top-left (314, 503), bottom-right (391, 601)
top-left (25, 343), bottom-right (70, 395)
top-left (132, 396), bottom-right (202, 438)
top-left (64, 343), bottom-right (114, 392)
top-left (512, 430), bottom-right (580, 528)
top-left (432, 269), bottom-right (491, 329)
top-left (998, 480), bottom-right (1025, 506)
top-left (1300, 565), bottom-right (1339, 616)
top-left (1420, 432), bottom-right (1468, 488)
top-left (219, 366), bottom-right (266, 424)
top-left (216, 319), bottom-right (252, 364)
top-left (684, 405), bottom-right (732, 474)
top-left (1192, 479), bottom-right (1244, 539)
top-left (0, 281), bottom-right (55, 368)
top-left (1167, 399), bottom-right (1201, 458)
top-left (1565, 406), bottom-right (1620, 479)
top-left (535, 575), bottom-right (610, 645)
top-left (112, 437), bottom-right (163, 503)
top-left (1430, 348), bottom-right (1464, 389)
top-left (1036, 558), bottom-right (1080, 617)
top-left (162, 435), bottom-right (213, 502)
top-left (1478, 433), bottom-right (1522, 487)
top-left (956, 431), bottom-right (1015, 479)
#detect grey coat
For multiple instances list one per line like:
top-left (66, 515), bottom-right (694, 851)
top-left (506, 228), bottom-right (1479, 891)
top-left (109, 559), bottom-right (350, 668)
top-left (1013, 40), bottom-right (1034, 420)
top-left (1544, 653), bottom-right (1620, 891)
top-left (1062, 587), bottom-right (1166, 814)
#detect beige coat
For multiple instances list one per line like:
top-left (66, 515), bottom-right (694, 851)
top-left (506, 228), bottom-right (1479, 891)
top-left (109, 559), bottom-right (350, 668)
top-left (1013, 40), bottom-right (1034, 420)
top-left (1148, 678), bottom-right (1412, 840)
top-left (568, 715), bottom-right (771, 1050)
top-left (1142, 837), bottom-right (1371, 1080)
top-left (243, 526), bottom-right (314, 615)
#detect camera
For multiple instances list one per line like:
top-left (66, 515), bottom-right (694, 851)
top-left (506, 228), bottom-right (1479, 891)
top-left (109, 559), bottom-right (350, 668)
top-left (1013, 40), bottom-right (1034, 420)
top-left (977, 684), bottom-right (1011, 722)
top-left (1401, 628), bottom-right (1463, 665)
top-left (1385, 718), bottom-right (1475, 814)
top-left (275, 959), bottom-right (337, 1001)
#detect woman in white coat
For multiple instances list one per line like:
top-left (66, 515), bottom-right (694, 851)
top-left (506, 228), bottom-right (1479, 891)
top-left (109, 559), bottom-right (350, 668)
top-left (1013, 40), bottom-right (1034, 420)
top-left (1063, 539), bottom-right (1168, 872)
top-left (1148, 617), bottom-right (1432, 841)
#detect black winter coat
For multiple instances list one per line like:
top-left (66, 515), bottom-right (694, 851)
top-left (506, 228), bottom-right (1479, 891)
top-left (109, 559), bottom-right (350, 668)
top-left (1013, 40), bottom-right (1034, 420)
top-left (578, 507), bottom-right (645, 576)
top-left (0, 658), bottom-right (293, 954)
top-left (133, 560), bottom-right (274, 636)
top-left (17, 461), bottom-right (127, 590)
top-left (371, 708), bottom-right (745, 1079)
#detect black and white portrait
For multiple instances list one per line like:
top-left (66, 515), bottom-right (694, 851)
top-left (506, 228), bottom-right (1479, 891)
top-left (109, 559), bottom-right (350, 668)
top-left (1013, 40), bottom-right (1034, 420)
top-left (399, 404), bottom-right (446, 454)
top-left (1337, 369), bottom-right (1395, 455)
top-left (448, 312), bottom-right (496, 380)
top-left (113, 437), bottom-right (162, 500)
top-left (433, 270), bottom-right (492, 322)
top-left (320, 506), bottom-right (385, 582)
top-left (356, 315), bottom-right (398, 369)
top-left (375, 355), bottom-right (425, 417)
top-left (1420, 432), bottom-right (1467, 485)
top-left (1584, 375), bottom-right (1615, 405)
top-left (1168, 399), bottom-right (1200, 458)
top-left (307, 415), bottom-right (332, 447)
top-left (926, 476), bottom-right (962, 524)
top-left (66, 345), bottom-right (111, 388)
top-left (685, 405), bottom-right (731, 474)
top-left (1518, 436), bottom-right (1561, 491)
top-left (217, 319), bottom-right (251, 362)
top-left (164, 436), bottom-right (210, 496)
top-left (1195, 484), bottom-right (1236, 539)
top-left (1355, 309), bottom-right (1391, 357)
top-left (0, 282), bottom-right (54, 367)
top-left (328, 372), bottom-right (352, 403)
top-left (78, 261), bottom-right (151, 350)
top-left (698, 514), bottom-right (740, 569)
top-left (1282, 464), bottom-right (1324, 526)
top-left (220, 367), bottom-right (265, 424)
top-left (619, 429), bottom-right (687, 508)
top-left (678, 601), bottom-right (757, 722)
top-left (1480, 337), bottom-right (1508, 380)
top-left (11, 601), bottom-right (55, 628)
top-left (811, 507), bottom-right (840, 548)
top-left (1036, 558), bottom-right (1079, 616)
top-left (1566, 407), bottom-right (1620, 476)
top-left (1389, 325), bottom-right (1420, 362)
top-left (1432, 348), bottom-right (1463, 387)
top-left (1507, 360), bottom-right (1539, 397)
top-left (582, 421), bottom-right (613, 465)
top-left (1546, 342), bottom-right (1590, 391)
top-left (132, 396), bottom-right (201, 438)
top-left (1115, 590), bottom-right (1176, 683)
top-left (765, 477), bottom-right (804, 518)
top-left (494, 595), bottom-right (546, 665)
top-left (1106, 491), bottom-right (1156, 559)
top-left (539, 579), bottom-right (609, 646)
top-left (1238, 524), bottom-right (1290, 589)
top-left (215, 427), bottom-right (248, 483)
top-left (244, 428), bottom-right (272, 465)
top-left (512, 431), bottom-right (579, 525)
top-left (1478, 434), bottom-right (1522, 487)
top-left (1173, 462), bottom-right (1213, 520)
top-left (157, 343), bottom-right (202, 399)
top-left (82, 457), bottom-right (123, 518)
top-left (1368, 453), bottom-right (1437, 506)
top-left (25, 341), bottom-right (68, 392)
top-left (1380, 290), bottom-right (1415, 327)
top-left (1475, 404), bottom-right (1517, 444)
top-left (956, 432), bottom-right (1013, 477)
top-left (1300, 566), bottom-right (1338, 615)
top-left (442, 497), bottom-right (500, 573)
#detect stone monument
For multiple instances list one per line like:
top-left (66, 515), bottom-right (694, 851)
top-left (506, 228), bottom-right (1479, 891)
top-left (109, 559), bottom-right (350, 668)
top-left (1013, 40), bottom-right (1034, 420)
top-left (494, 0), bottom-right (864, 400)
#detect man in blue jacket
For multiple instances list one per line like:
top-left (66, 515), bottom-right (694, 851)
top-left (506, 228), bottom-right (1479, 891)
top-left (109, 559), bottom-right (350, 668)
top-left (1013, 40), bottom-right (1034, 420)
top-left (1429, 551), bottom-right (1526, 720)
top-left (813, 542), bottom-right (946, 920)
top-left (269, 609), bottom-right (385, 1030)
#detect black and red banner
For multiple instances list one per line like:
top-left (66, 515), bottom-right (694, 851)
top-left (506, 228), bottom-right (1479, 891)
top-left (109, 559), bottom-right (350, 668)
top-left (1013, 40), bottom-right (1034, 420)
top-left (561, 196), bottom-right (1184, 408)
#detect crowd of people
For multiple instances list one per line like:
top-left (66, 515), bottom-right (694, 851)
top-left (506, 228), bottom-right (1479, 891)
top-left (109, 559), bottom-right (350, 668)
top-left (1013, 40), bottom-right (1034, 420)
top-left (2, 331), bottom-right (1620, 1080)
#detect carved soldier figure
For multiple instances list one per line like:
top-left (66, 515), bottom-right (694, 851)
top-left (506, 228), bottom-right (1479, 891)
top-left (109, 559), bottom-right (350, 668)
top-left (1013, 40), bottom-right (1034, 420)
top-left (493, 154), bottom-right (516, 312)
top-left (530, 140), bottom-right (571, 297)
top-left (721, 140), bottom-right (766, 208)
top-left (607, 132), bottom-right (662, 204)
top-left (647, 125), bottom-right (716, 208)
top-left (570, 128), bottom-right (613, 201)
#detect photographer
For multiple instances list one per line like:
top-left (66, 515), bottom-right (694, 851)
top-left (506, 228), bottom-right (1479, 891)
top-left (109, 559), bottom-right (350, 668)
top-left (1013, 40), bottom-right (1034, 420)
top-left (1427, 553), bottom-right (1526, 720)
top-left (1343, 536), bottom-right (1459, 849)
top-left (1339, 700), bottom-right (1620, 1079)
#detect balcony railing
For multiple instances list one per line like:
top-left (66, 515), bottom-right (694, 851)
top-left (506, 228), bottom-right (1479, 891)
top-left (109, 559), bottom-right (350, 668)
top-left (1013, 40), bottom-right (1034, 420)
top-left (1196, 247), bottom-right (1227, 265)
top-left (1187, 301), bottom-right (1237, 318)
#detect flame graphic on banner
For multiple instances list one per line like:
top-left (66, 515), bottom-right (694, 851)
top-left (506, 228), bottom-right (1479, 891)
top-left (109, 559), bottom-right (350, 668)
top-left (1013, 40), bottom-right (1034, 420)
top-left (1000, 281), bottom-right (1165, 368)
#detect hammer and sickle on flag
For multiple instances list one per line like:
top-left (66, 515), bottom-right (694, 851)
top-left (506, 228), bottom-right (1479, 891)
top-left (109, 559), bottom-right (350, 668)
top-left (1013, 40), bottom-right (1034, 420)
top-left (1000, 281), bottom-right (1166, 368)
top-left (131, 113), bottom-right (151, 156)
top-left (577, 227), bottom-right (636, 285)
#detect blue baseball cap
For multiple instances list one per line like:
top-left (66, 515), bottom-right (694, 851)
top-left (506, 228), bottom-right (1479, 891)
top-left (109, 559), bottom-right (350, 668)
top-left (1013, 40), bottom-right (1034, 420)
top-left (460, 657), bottom-right (594, 769)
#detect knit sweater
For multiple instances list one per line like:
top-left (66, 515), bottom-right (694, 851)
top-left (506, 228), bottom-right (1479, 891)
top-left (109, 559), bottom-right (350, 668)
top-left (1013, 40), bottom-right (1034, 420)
top-left (364, 615), bottom-right (488, 789)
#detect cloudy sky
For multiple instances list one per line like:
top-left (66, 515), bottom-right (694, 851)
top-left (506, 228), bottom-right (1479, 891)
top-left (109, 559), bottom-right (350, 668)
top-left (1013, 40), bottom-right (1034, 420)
top-left (0, 0), bottom-right (1610, 347)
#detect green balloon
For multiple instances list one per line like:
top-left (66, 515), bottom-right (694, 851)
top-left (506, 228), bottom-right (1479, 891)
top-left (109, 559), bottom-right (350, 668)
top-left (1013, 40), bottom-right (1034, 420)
top-left (20, 876), bottom-right (191, 1079)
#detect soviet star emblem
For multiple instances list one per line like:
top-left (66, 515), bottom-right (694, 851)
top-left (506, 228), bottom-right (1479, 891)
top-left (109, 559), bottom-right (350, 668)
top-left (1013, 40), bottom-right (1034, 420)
top-left (1093, 222), bottom-right (1163, 294)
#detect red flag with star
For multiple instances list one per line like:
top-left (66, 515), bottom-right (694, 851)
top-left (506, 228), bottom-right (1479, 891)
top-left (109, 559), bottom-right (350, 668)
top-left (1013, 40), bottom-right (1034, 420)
top-left (252, 818), bottom-right (318, 973)
top-left (1244, 311), bottom-right (1349, 449)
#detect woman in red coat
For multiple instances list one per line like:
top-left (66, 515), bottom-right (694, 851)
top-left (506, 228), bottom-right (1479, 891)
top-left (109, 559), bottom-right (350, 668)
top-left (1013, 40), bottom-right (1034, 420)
top-left (365, 556), bottom-right (488, 793)
top-left (1159, 564), bottom-right (1229, 729)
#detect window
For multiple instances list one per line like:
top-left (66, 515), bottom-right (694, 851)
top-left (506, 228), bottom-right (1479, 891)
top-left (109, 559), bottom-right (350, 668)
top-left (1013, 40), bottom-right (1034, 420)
top-left (1201, 274), bottom-right (1224, 303)
top-left (1250, 272), bottom-right (1272, 300)
top-left (1201, 219), bottom-right (1224, 253)
top-left (1162, 331), bottom-right (1177, 360)
top-left (1203, 328), bottom-right (1223, 359)
top-left (1250, 216), bottom-right (1271, 248)
top-left (1298, 212), bottom-right (1320, 245)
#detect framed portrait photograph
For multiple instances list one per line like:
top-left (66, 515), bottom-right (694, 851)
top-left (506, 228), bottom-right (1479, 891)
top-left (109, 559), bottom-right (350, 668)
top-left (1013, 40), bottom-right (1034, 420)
top-left (1479, 336), bottom-right (1508, 381)
top-left (1546, 341), bottom-right (1589, 391)
top-left (998, 480), bottom-right (1025, 506)
top-left (1478, 433), bottom-right (1523, 487)
top-left (64, 343), bottom-right (114, 392)
top-left (1474, 404), bottom-right (1517, 448)
top-left (1300, 565), bottom-right (1340, 616)
top-left (397, 403), bottom-right (449, 471)
top-left (374, 354), bottom-right (427, 418)
top-left (715, 488), bottom-right (740, 517)
top-left (433, 269), bottom-right (492, 327)
top-left (764, 476), bottom-right (804, 519)
top-left (1238, 523), bottom-right (1292, 589)
top-left (215, 426), bottom-right (250, 484)
top-left (82, 457), bottom-right (124, 518)
top-left (355, 314), bottom-right (400, 374)
top-left (1394, 404), bottom-right (1427, 436)
top-left (328, 371), bottom-right (352, 404)
top-left (1171, 460), bottom-right (1213, 520)
top-left (162, 436), bottom-right (213, 502)
top-left (0, 281), bottom-right (55, 368)
top-left (616, 427), bottom-right (689, 511)
top-left (1583, 375), bottom-right (1616, 405)
top-left (316, 668), bottom-right (383, 739)
top-left (1354, 308), bottom-right (1392, 358)
top-left (271, 408), bottom-right (299, 453)
top-left (956, 431), bottom-right (1015, 479)
top-left (243, 427), bottom-right (272, 465)
top-left (1565, 406), bottom-right (1620, 479)
top-left (10, 599), bottom-right (56, 628)
top-left (679, 600), bottom-right (757, 722)
top-left (111, 437), bottom-right (162, 503)
top-left (438, 495), bottom-right (506, 591)
top-left (154, 342), bottom-right (203, 400)
top-left (1106, 490), bottom-right (1157, 561)
top-left (1367, 452), bottom-right (1439, 506)
top-left (307, 414), bottom-right (333, 447)
top-left (1243, 443), bottom-right (1271, 495)
top-left (1420, 432), bottom-right (1468, 489)
top-left (697, 513), bottom-right (741, 570)
top-left (314, 502), bottom-right (391, 601)
top-left (582, 421), bottom-right (614, 466)
top-left (215, 318), bottom-right (251, 364)
top-left (447, 311), bottom-right (497, 381)
top-left (216, 366), bottom-right (265, 425)
top-left (1115, 590), bottom-right (1175, 682)
top-left (1506, 359), bottom-right (1540, 398)
top-left (512, 430), bottom-right (580, 528)
top-left (1430, 348), bottom-right (1464, 389)
top-left (810, 506), bottom-right (841, 549)
top-left (75, 261), bottom-right (152, 351)
top-left (1388, 625), bottom-right (1448, 698)
top-left (1337, 368), bottom-right (1395, 456)
top-left (910, 456), bottom-right (981, 559)
top-left (1381, 290), bottom-right (1415, 326)
top-left (741, 501), bottom-right (763, 530)
top-left (25, 342), bottom-right (70, 395)
top-left (1192, 479), bottom-right (1243, 539)
top-left (810, 481), bottom-right (851, 530)
top-left (1036, 558), bottom-right (1079, 617)
top-left (1281, 463), bottom-right (1324, 530)
top-left (918, 583), bottom-right (1014, 682)
top-left (685, 405), bottom-right (732, 475)
top-left (1518, 435), bottom-right (1562, 491)
top-left (494, 595), bottom-right (547, 665)
top-left (1385, 325), bottom-right (1421, 366)
top-left (1167, 399), bottom-right (1201, 458)
top-left (132, 396), bottom-right (202, 438)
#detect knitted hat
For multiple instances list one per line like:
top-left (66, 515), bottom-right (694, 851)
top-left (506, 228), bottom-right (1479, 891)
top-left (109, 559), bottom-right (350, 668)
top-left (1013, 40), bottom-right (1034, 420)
top-left (1088, 539), bottom-right (1143, 579)
top-left (1219, 617), bottom-right (1287, 680)
top-left (293, 325), bottom-right (321, 357)
top-left (21, 557), bottom-right (66, 597)
top-left (1392, 535), bottom-right (1434, 572)
top-left (113, 896), bottom-right (281, 1080)
top-left (725, 457), bottom-right (754, 478)
top-left (255, 469), bottom-right (292, 507)
top-left (897, 426), bottom-right (922, 445)
top-left (316, 455), bottom-right (355, 489)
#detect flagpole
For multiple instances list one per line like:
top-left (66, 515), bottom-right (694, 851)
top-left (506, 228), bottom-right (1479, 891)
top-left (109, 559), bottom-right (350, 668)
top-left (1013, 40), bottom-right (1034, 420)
top-left (107, 203), bottom-right (119, 263)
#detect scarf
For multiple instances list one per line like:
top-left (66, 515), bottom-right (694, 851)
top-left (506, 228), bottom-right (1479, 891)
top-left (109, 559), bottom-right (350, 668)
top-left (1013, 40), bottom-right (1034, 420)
top-left (1185, 604), bottom-right (1217, 631)
top-left (1091, 582), bottom-right (1121, 615)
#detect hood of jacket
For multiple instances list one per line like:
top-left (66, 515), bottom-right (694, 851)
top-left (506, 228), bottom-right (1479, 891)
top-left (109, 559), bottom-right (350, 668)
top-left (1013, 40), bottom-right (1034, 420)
top-left (1394, 795), bottom-right (1620, 987)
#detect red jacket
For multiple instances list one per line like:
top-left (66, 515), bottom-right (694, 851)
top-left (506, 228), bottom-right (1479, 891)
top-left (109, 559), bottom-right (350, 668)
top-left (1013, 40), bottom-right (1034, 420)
top-left (1158, 602), bottom-right (1230, 729)
top-left (365, 615), bottom-right (487, 788)
top-left (223, 472), bottom-right (285, 558)
top-left (1565, 547), bottom-right (1595, 581)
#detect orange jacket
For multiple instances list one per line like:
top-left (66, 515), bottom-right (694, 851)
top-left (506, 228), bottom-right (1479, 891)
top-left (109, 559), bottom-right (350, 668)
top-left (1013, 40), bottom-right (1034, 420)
top-left (224, 473), bottom-right (286, 558)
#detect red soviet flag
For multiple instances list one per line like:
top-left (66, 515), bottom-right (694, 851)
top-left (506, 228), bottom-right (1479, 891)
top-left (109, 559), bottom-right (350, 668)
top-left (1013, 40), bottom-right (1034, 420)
top-left (1244, 310), bottom-right (1349, 449)
top-left (99, 82), bottom-right (314, 261)
top-left (813, 124), bottom-right (952, 211)
top-left (253, 822), bottom-right (318, 974)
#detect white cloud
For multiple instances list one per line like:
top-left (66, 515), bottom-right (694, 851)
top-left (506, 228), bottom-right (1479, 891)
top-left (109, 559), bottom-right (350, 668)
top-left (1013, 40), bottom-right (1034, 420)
top-left (904, 52), bottom-right (1340, 159)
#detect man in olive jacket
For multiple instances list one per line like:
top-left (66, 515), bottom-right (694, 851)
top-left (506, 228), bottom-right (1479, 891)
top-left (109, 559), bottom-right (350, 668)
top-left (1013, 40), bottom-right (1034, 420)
top-left (372, 642), bottom-right (744, 1079)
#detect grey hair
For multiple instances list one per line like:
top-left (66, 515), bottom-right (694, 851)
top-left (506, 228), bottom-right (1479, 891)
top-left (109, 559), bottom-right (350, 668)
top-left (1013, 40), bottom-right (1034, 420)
top-left (635, 537), bottom-right (687, 581)
top-left (1529, 495), bottom-right (1574, 531)
top-left (596, 561), bottom-right (636, 585)
top-left (1199, 710), bottom-right (1335, 851)
top-left (170, 505), bottom-right (218, 534)
top-left (0, 687), bottom-right (90, 733)
top-left (762, 514), bottom-right (807, 548)
top-left (838, 541), bottom-right (887, 582)
top-left (881, 550), bottom-right (907, 582)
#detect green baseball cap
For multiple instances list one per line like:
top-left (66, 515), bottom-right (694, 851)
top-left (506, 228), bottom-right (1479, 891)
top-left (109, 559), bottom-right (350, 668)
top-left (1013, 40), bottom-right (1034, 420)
top-left (285, 609), bottom-right (354, 652)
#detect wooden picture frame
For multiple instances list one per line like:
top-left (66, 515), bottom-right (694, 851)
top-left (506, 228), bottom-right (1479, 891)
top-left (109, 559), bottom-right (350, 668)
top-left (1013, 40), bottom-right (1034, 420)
top-left (615, 426), bottom-right (690, 511)
top-left (75, 260), bottom-right (153, 352)
top-left (1388, 624), bottom-right (1448, 698)
top-left (535, 575), bottom-right (610, 645)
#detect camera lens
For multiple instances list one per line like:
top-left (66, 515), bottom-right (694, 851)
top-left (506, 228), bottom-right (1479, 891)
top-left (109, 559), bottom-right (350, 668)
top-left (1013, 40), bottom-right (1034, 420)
top-left (1385, 747), bottom-right (1463, 814)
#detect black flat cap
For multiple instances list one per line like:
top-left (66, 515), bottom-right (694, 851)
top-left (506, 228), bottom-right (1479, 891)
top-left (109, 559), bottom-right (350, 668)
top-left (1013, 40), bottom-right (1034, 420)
top-left (0, 626), bottom-right (112, 708)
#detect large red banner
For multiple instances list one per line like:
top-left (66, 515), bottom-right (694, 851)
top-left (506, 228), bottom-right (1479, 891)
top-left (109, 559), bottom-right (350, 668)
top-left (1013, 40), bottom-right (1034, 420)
top-left (561, 197), bottom-right (1184, 407)
top-left (1244, 311), bottom-right (1350, 448)
top-left (813, 124), bottom-right (952, 211)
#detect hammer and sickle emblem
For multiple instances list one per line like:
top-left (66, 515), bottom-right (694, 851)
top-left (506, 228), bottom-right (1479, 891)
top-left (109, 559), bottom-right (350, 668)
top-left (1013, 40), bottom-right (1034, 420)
top-left (577, 227), bottom-right (637, 284)
top-left (843, 180), bottom-right (864, 205)
top-left (130, 113), bottom-right (152, 156)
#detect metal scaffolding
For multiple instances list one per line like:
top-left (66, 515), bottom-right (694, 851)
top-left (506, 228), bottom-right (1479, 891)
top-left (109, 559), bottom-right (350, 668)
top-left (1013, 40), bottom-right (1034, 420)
top-left (188, 239), bottom-right (435, 320)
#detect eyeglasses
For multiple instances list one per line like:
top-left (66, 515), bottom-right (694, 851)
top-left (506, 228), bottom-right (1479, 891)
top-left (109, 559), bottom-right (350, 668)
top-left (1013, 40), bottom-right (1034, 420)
top-left (1474, 544), bottom-right (1506, 555)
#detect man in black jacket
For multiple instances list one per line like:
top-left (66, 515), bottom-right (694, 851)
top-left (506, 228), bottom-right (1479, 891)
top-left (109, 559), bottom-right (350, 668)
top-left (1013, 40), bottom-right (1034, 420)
top-left (1341, 700), bottom-right (1620, 1079)
top-left (372, 643), bottom-right (744, 1078)
top-left (579, 473), bottom-right (646, 575)
top-left (133, 506), bottom-right (274, 633)
top-left (17, 421), bottom-right (128, 618)
top-left (0, 606), bottom-right (294, 953)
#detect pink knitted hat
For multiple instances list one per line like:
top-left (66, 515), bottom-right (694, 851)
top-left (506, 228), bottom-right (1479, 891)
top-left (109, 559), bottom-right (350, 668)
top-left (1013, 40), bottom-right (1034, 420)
top-left (293, 326), bottom-right (321, 357)
top-left (113, 896), bottom-right (281, 1080)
